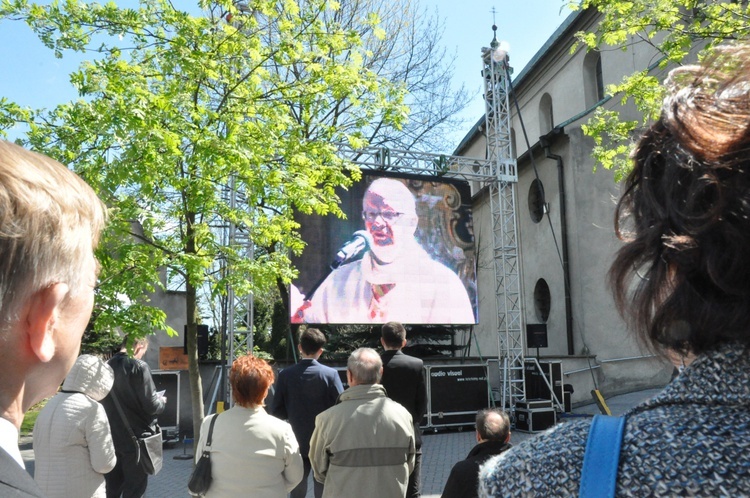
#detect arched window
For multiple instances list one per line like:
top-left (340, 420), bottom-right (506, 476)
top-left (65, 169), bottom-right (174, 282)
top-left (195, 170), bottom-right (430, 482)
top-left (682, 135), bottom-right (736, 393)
top-left (534, 278), bottom-right (551, 322)
top-left (528, 179), bottom-right (546, 224)
top-left (510, 128), bottom-right (517, 159)
top-left (539, 93), bottom-right (554, 134)
top-left (583, 50), bottom-right (605, 107)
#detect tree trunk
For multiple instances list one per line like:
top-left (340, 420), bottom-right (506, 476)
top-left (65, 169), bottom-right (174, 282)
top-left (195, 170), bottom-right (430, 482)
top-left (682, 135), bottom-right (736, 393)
top-left (186, 212), bottom-right (204, 452)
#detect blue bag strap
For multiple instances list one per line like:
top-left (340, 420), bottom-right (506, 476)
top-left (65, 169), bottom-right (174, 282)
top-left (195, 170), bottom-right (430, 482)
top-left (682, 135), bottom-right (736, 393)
top-left (579, 414), bottom-right (626, 498)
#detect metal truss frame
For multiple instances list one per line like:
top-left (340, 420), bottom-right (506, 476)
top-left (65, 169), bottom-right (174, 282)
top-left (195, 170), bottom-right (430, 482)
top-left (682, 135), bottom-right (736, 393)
top-left (481, 37), bottom-right (526, 414)
top-left (219, 174), bottom-right (255, 407)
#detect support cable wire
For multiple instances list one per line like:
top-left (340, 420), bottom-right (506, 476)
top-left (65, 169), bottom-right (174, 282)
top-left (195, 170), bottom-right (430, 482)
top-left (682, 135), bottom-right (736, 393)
top-left (504, 64), bottom-right (600, 390)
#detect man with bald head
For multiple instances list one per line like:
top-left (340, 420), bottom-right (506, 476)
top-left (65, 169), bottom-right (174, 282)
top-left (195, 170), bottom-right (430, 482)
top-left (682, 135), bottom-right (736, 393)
top-left (441, 408), bottom-right (512, 498)
top-left (303, 177), bottom-right (475, 324)
top-left (309, 347), bottom-right (416, 498)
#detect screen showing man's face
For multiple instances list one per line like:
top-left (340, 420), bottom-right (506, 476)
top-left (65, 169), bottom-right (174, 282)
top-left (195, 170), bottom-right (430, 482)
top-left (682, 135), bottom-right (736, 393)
top-left (362, 180), bottom-right (419, 264)
top-left (291, 172), bottom-right (478, 325)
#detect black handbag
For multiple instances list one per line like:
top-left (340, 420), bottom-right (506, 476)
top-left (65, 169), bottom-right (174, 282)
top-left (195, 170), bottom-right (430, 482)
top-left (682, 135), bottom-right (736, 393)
top-left (188, 413), bottom-right (220, 497)
top-left (110, 391), bottom-right (163, 475)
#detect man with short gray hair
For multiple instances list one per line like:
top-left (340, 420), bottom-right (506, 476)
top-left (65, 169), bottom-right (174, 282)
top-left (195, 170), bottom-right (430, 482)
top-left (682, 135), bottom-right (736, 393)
top-left (309, 348), bottom-right (416, 498)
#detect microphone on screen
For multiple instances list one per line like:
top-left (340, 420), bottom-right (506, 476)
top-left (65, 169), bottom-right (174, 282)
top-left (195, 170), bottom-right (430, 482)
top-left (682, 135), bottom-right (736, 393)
top-left (331, 230), bottom-right (372, 269)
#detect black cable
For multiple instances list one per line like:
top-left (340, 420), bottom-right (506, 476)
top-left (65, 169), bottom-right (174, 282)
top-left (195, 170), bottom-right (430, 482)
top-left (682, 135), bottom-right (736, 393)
top-left (502, 62), bottom-right (599, 390)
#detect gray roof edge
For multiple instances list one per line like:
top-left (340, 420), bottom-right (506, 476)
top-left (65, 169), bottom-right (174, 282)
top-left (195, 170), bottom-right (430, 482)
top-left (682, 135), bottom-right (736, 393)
top-left (453, 115), bottom-right (486, 156)
top-left (511, 8), bottom-right (586, 90)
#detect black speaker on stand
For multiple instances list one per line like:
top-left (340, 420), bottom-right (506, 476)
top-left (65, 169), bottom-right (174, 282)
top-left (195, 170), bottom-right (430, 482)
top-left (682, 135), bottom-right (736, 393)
top-left (184, 324), bottom-right (210, 359)
top-left (526, 323), bottom-right (548, 358)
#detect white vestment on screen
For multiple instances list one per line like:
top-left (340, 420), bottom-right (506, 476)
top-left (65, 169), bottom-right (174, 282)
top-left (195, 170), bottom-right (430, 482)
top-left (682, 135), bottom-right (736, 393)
top-left (304, 242), bottom-right (475, 325)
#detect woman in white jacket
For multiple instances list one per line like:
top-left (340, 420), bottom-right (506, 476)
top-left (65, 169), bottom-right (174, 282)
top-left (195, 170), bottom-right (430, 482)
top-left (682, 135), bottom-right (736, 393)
top-left (33, 354), bottom-right (117, 498)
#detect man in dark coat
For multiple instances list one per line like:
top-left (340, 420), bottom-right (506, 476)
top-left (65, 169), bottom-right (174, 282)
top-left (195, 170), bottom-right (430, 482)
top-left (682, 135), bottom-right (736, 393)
top-left (101, 337), bottom-right (166, 498)
top-left (442, 408), bottom-right (512, 498)
top-left (269, 328), bottom-right (343, 498)
top-left (380, 321), bottom-right (428, 498)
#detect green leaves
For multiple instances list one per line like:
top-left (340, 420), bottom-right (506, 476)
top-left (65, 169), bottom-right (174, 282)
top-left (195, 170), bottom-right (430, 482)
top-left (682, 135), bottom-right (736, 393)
top-left (0, 0), bottom-right (404, 339)
top-left (582, 107), bottom-right (637, 180)
top-left (575, 0), bottom-right (750, 178)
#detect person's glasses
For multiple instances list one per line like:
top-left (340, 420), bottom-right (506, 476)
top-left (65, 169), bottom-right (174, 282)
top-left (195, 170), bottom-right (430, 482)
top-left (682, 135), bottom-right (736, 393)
top-left (362, 210), bottom-right (404, 222)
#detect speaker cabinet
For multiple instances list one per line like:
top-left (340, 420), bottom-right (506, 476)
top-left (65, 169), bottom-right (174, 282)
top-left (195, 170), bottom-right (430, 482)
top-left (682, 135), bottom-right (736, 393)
top-left (515, 400), bottom-right (556, 433)
top-left (524, 359), bottom-right (563, 407)
top-left (183, 324), bottom-right (210, 358)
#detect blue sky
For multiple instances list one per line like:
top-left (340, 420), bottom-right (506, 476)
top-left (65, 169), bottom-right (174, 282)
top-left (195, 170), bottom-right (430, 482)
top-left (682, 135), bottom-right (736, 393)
top-left (0, 0), bottom-right (571, 151)
top-left (430, 0), bottom-right (571, 149)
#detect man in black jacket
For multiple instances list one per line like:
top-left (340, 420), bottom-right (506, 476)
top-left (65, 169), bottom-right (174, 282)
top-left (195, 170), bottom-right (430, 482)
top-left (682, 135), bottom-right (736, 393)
top-left (441, 408), bottom-right (512, 498)
top-left (269, 328), bottom-right (343, 498)
top-left (380, 321), bottom-right (427, 498)
top-left (101, 337), bottom-right (166, 498)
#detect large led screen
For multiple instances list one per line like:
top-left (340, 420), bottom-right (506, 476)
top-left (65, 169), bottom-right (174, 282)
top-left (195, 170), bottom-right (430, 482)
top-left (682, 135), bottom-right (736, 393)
top-left (290, 171), bottom-right (478, 326)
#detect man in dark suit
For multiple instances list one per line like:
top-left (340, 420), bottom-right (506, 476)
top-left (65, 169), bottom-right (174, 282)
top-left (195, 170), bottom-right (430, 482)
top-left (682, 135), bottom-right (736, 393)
top-left (380, 321), bottom-right (428, 498)
top-left (441, 408), bottom-right (512, 498)
top-left (0, 140), bottom-right (107, 497)
top-left (269, 328), bottom-right (343, 498)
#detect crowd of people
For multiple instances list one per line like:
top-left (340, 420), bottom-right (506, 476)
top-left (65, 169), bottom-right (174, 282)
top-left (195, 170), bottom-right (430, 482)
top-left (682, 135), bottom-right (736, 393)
top-left (3, 41), bottom-right (750, 498)
top-left (194, 323), bottom-right (425, 498)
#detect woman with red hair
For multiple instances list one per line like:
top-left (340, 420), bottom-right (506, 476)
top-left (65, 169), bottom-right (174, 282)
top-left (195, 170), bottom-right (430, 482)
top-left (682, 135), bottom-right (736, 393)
top-left (194, 354), bottom-right (302, 497)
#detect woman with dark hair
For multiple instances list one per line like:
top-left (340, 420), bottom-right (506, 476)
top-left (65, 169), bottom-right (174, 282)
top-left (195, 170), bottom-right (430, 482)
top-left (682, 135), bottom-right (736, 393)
top-left (479, 44), bottom-right (750, 496)
top-left (194, 354), bottom-right (302, 497)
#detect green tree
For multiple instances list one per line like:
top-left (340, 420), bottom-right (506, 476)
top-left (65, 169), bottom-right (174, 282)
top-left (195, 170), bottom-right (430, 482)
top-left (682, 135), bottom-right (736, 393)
top-left (572, 0), bottom-right (750, 179)
top-left (0, 0), bottom-right (408, 441)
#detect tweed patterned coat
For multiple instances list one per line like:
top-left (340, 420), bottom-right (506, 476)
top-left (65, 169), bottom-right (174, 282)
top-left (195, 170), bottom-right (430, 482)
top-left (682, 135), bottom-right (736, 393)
top-left (479, 343), bottom-right (750, 497)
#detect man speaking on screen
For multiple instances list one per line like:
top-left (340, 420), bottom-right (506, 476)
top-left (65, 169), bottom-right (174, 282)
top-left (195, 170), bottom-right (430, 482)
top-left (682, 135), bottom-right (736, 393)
top-left (300, 178), bottom-right (475, 324)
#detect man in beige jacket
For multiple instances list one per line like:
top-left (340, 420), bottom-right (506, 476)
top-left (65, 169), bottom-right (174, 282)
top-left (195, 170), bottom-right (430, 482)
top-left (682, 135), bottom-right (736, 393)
top-left (309, 348), bottom-right (415, 498)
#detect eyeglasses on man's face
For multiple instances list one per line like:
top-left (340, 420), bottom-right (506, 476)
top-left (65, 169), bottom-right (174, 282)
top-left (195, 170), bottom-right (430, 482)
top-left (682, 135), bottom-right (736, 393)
top-left (362, 210), bottom-right (404, 222)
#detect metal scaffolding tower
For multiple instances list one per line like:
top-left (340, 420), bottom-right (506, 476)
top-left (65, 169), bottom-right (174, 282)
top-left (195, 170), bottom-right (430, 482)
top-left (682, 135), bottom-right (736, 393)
top-left (219, 174), bottom-right (255, 407)
top-left (481, 28), bottom-right (525, 413)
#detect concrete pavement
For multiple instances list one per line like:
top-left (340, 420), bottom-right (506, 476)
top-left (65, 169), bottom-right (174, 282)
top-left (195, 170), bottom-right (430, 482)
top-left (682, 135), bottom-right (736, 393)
top-left (19, 387), bottom-right (663, 498)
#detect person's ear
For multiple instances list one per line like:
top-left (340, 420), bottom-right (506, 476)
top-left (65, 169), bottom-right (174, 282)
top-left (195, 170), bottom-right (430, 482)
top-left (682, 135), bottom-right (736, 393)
top-left (401, 338), bottom-right (407, 349)
top-left (134, 343), bottom-right (146, 359)
top-left (380, 337), bottom-right (386, 349)
top-left (505, 431), bottom-right (511, 443)
top-left (346, 369), bottom-right (353, 386)
top-left (25, 283), bottom-right (69, 363)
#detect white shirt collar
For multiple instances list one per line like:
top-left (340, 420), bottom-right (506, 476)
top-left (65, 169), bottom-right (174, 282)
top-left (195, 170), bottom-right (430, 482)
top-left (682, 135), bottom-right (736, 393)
top-left (0, 417), bottom-right (24, 468)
